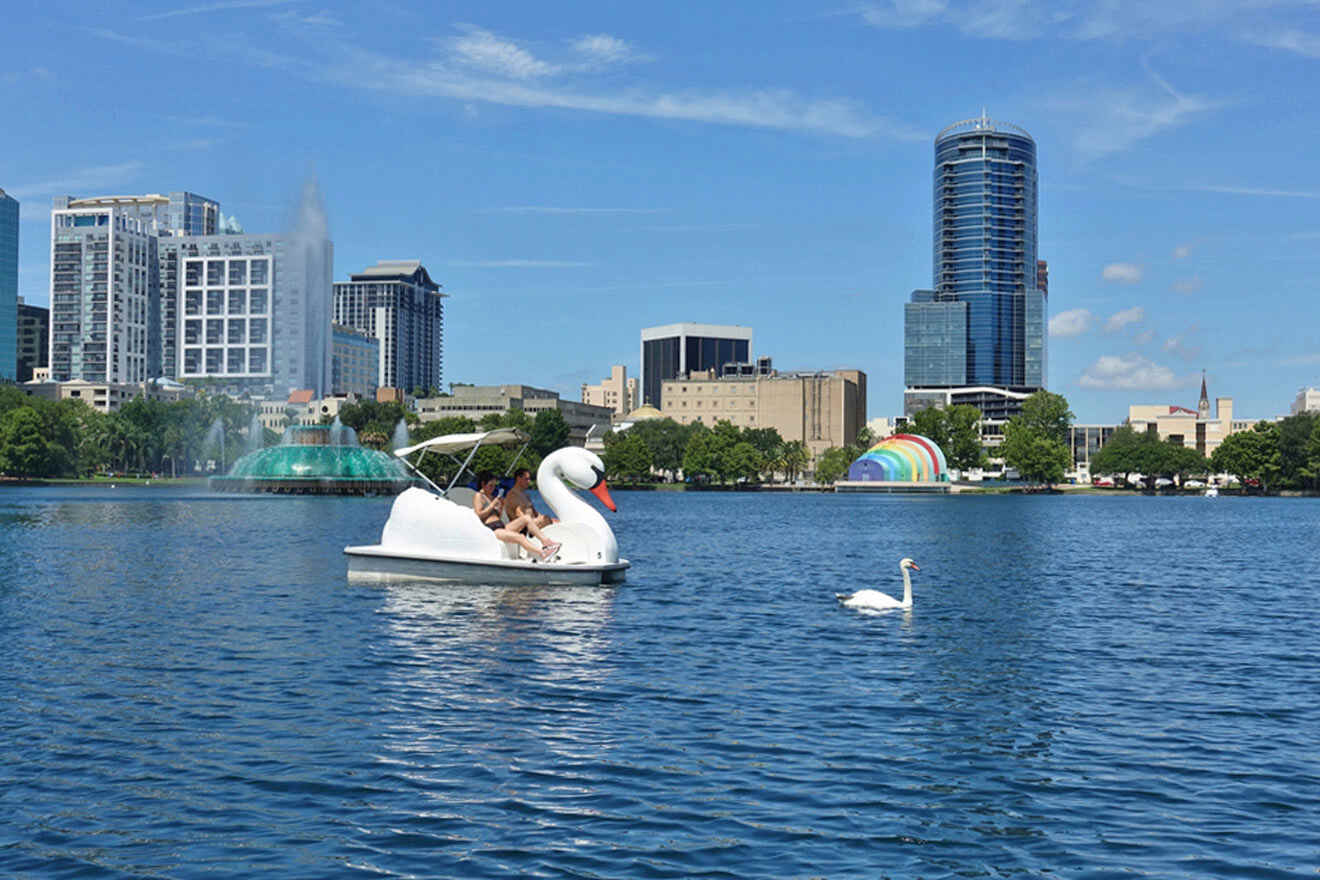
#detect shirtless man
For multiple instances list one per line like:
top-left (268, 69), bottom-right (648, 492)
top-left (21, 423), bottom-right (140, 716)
top-left (503, 467), bottom-right (558, 530)
top-left (472, 472), bottom-right (559, 560)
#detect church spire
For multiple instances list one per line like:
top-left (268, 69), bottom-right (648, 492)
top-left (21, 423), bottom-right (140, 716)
top-left (1198, 369), bottom-right (1210, 419)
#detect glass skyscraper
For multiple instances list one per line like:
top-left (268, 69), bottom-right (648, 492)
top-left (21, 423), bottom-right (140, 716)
top-left (0, 188), bottom-right (17, 381)
top-left (905, 113), bottom-right (1045, 396)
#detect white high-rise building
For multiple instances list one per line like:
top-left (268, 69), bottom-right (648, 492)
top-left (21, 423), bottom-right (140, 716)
top-left (49, 196), bottom-right (161, 383)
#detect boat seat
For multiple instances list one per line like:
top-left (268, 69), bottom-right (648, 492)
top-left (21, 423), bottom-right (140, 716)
top-left (444, 487), bottom-right (477, 509)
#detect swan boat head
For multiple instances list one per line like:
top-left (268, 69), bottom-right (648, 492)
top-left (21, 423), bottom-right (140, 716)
top-left (541, 447), bottom-right (617, 511)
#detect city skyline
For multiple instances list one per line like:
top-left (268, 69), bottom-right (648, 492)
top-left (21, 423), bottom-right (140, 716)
top-left (2, 1), bottom-right (1319, 421)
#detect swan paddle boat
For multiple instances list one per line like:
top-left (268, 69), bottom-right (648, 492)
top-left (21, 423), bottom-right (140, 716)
top-left (344, 428), bottom-right (629, 585)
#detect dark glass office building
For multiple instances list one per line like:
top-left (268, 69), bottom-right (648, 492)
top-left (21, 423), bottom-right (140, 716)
top-left (905, 113), bottom-right (1045, 396)
top-left (639, 323), bottom-right (752, 408)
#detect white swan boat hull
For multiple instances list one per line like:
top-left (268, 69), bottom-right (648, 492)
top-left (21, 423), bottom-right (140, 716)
top-left (344, 443), bottom-right (629, 587)
top-left (344, 544), bottom-right (629, 585)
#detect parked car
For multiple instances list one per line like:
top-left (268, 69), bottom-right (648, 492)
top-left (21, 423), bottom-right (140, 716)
top-left (1092, 478), bottom-right (1114, 487)
top-left (1155, 477), bottom-right (1174, 488)
top-left (1184, 480), bottom-right (1205, 488)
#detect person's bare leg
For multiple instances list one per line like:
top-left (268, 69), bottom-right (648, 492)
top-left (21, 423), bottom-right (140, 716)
top-left (494, 527), bottom-right (547, 558)
top-left (506, 514), bottom-right (559, 556)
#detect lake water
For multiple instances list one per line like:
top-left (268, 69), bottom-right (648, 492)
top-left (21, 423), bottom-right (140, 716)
top-left (1, 487), bottom-right (1318, 878)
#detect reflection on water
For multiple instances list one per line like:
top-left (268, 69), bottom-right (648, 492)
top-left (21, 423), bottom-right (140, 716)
top-left (1, 488), bottom-right (1318, 878)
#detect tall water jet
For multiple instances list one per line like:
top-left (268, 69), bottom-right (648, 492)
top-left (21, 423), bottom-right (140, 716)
top-left (330, 415), bottom-right (346, 446)
top-left (284, 177), bottom-right (333, 398)
top-left (203, 418), bottom-right (226, 472)
top-left (247, 412), bottom-right (265, 455)
top-left (392, 418), bottom-right (410, 453)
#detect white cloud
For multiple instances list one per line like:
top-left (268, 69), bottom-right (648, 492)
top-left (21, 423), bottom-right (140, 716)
top-left (571, 34), bottom-right (643, 66)
top-left (1105, 306), bottom-right (1145, 332)
top-left (1079, 354), bottom-right (1182, 390)
top-left (1172, 276), bottom-right (1203, 294)
top-left (1102, 263), bottom-right (1144, 284)
top-left (334, 46), bottom-right (923, 139)
top-left (1173, 244), bottom-right (1192, 259)
top-left (1163, 334), bottom-right (1201, 361)
top-left (451, 28), bottom-right (560, 79)
top-left (1048, 308), bottom-right (1093, 337)
top-left (1279, 353), bottom-right (1320, 366)
top-left (6, 161), bottom-right (145, 201)
top-left (1247, 28), bottom-right (1320, 58)
top-left (1134, 328), bottom-right (1155, 345)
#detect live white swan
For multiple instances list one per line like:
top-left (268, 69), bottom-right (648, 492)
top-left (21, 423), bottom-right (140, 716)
top-left (837, 558), bottom-right (920, 612)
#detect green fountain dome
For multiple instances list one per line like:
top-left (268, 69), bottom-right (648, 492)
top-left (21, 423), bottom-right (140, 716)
top-left (211, 424), bottom-right (415, 495)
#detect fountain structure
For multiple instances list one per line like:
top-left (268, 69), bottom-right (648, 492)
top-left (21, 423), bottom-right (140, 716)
top-left (210, 424), bottom-right (415, 495)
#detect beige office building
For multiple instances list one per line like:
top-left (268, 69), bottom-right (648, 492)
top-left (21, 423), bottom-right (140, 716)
top-left (1291, 387), bottom-right (1320, 415)
top-left (1126, 376), bottom-right (1252, 457)
top-left (581, 365), bottom-right (638, 417)
top-left (415, 384), bottom-right (613, 446)
top-left (660, 368), bottom-right (866, 459)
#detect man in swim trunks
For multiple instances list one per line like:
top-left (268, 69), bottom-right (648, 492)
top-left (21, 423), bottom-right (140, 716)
top-left (503, 467), bottom-right (558, 530)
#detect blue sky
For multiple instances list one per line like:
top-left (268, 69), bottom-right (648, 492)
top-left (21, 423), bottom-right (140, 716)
top-left (2, 0), bottom-right (1318, 422)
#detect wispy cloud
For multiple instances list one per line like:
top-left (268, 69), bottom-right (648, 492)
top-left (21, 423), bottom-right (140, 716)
top-left (270, 9), bottom-right (343, 28)
top-left (1163, 333), bottom-right (1201, 361)
top-left (857, 1), bottom-right (1320, 47)
top-left (1, 67), bottom-right (52, 85)
top-left (1184, 184), bottom-right (1320, 199)
top-left (1049, 308), bottom-right (1093, 337)
top-left (571, 34), bottom-right (647, 67)
top-left (1105, 306), bottom-right (1145, 332)
top-left (451, 27), bottom-right (560, 79)
top-left (643, 223), bottom-right (759, 232)
top-left (301, 30), bottom-right (924, 140)
top-left (1246, 27), bottom-right (1320, 58)
top-left (1080, 354), bottom-right (1184, 390)
top-left (6, 161), bottom-right (145, 201)
top-left (165, 114), bottom-right (250, 128)
top-left (1173, 243), bottom-right (1192, 259)
top-left (1047, 63), bottom-right (1224, 162)
top-left (140, 0), bottom-right (295, 21)
top-left (86, 27), bottom-right (189, 55)
top-left (1279, 353), bottom-right (1320, 366)
top-left (487, 205), bottom-right (664, 215)
top-left (1102, 263), bottom-right (1144, 284)
top-left (449, 259), bottom-right (594, 268)
top-left (1172, 276), bottom-right (1203, 294)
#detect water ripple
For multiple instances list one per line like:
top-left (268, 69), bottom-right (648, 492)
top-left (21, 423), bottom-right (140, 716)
top-left (2, 489), bottom-right (1319, 877)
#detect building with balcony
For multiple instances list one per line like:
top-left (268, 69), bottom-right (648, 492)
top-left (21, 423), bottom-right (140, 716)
top-left (904, 113), bottom-right (1045, 422)
top-left (333, 260), bottom-right (446, 395)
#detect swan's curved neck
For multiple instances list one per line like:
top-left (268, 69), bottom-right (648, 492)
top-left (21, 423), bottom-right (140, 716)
top-left (537, 458), bottom-right (619, 562)
top-left (901, 566), bottom-right (913, 607)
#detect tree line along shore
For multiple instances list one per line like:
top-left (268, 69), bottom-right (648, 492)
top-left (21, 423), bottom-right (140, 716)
top-left (2, 386), bottom-right (1317, 493)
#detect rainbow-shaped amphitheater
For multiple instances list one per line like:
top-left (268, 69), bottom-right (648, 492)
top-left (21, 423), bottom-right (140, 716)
top-left (845, 434), bottom-right (950, 483)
